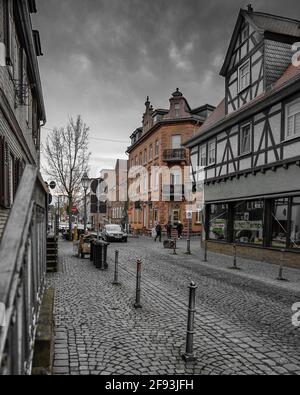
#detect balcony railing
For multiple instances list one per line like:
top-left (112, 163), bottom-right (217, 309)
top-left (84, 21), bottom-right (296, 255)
top-left (0, 165), bottom-right (47, 375)
top-left (163, 148), bottom-right (186, 162)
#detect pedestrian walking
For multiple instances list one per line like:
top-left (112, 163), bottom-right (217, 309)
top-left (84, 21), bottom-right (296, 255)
top-left (166, 222), bottom-right (172, 240)
top-left (177, 221), bottom-right (183, 239)
top-left (155, 223), bottom-right (162, 242)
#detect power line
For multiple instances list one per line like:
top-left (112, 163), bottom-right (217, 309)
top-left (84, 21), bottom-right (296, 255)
top-left (41, 126), bottom-right (129, 144)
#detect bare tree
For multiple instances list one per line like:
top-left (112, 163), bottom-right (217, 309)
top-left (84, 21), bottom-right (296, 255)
top-left (44, 115), bottom-right (91, 238)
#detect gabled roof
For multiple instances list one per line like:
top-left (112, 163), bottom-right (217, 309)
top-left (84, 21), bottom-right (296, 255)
top-left (185, 63), bottom-right (300, 147)
top-left (220, 9), bottom-right (300, 76)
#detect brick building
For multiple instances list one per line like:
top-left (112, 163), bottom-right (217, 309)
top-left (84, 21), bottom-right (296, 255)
top-left (185, 8), bottom-right (300, 267)
top-left (0, 0), bottom-right (46, 240)
top-left (126, 90), bottom-right (214, 236)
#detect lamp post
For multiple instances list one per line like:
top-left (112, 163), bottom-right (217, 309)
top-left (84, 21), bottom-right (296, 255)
top-left (81, 172), bottom-right (90, 232)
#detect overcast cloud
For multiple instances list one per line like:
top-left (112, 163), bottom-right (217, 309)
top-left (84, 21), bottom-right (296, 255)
top-left (33, 0), bottom-right (300, 177)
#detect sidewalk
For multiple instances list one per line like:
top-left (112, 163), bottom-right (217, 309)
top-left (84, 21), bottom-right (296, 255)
top-left (137, 236), bottom-right (300, 294)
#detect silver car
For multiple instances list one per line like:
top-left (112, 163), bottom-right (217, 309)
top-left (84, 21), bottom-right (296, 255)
top-left (102, 225), bottom-right (128, 242)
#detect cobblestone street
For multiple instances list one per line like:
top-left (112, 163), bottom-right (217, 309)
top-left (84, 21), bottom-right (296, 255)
top-left (48, 237), bottom-right (300, 375)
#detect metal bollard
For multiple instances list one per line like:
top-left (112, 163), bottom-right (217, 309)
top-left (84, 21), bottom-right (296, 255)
top-left (172, 238), bottom-right (177, 255)
top-left (182, 281), bottom-right (197, 362)
top-left (229, 243), bottom-right (240, 270)
top-left (113, 250), bottom-right (120, 285)
top-left (185, 238), bottom-right (191, 255)
top-left (134, 259), bottom-right (142, 309)
top-left (202, 240), bottom-right (207, 262)
top-left (277, 250), bottom-right (289, 282)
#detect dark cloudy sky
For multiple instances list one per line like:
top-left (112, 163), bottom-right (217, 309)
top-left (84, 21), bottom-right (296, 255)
top-left (33, 0), bottom-right (300, 177)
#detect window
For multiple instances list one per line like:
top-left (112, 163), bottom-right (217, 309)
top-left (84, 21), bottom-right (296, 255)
top-left (208, 204), bottom-right (228, 240)
top-left (208, 141), bottom-right (216, 165)
top-left (191, 153), bottom-right (198, 173)
top-left (200, 146), bottom-right (207, 167)
top-left (271, 198), bottom-right (288, 248)
top-left (153, 168), bottom-right (159, 190)
top-left (290, 197), bottom-right (300, 249)
top-left (196, 210), bottom-right (202, 224)
top-left (286, 98), bottom-right (300, 139)
top-left (234, 200), bottom-right (264, 245)
top-left (172, 135), bottom-right (181, 149)
top-left (174, 103), bottom-right (180, 118)
top-left (143, 148), bottom-right (147, 164)
top-left (239, 60), bottom-right (250, 92)
top-left (4, 0), bottom-right (14, 67)
top-left (155, 140), bottom-right (159, 157)
top-left (154, 209), bottom-right (158, 223)
top-left (240, 124), bottom-right (252, 154)
top-left (149, 145), bottom-right (153, 161)
top-left (139, 152), bottom-right (142, 165)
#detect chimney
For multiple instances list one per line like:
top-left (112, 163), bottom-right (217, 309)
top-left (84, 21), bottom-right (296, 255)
top-left (247, 4), bottom-right (254, 12)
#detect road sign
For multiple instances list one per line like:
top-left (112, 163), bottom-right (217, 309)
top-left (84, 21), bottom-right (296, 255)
top-left (49, 181), bottom-right (56, 190)
top-left (186, 210), bottom-right (193, 220)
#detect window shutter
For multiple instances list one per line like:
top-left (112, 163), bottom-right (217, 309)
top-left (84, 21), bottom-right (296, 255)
top-left (0, 136), bottom-right (5, 207)
top-left (4, 0), bottom-right (13, 66)
top-left (4, 142), bottom-right (10, 208)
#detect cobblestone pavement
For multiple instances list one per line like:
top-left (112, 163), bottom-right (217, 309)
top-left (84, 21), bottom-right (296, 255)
top-left (48, 237), bottom-right (300, 375)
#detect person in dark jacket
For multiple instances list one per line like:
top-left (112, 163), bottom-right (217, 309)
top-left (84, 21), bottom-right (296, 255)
top-left (177, 221), bottom-right (183, 239)
top-left (155, 223), bottom-right (162, 242)
top-left (166, 222), bottom-right (172, 240)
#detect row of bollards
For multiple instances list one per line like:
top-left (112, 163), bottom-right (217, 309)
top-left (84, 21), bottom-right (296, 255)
top-left (111, 249), bottom-right (197, 361)
top-left (202, 242), bottom-right (290, 281)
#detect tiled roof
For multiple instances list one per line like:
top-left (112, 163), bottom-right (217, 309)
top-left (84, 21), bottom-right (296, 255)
top-left (249, 11), bottom-right (300, 37)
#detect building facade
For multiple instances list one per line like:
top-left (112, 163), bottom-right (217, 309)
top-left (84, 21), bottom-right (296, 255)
top-left (0, 0), bottom-right (46, 239)
top-left (185, 7), bottom-right (300, 266)
top-left (106, 159), bottom-right (128, 229)
top-left (127, 90), bottom-right (214, 236)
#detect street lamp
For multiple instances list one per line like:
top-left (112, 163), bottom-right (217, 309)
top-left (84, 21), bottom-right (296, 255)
top-left (81, 172), bottom-right (90, 232)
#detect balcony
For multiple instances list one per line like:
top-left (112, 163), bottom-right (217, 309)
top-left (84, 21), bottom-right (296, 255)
top-left (163, 148), bottom-right (186, 162)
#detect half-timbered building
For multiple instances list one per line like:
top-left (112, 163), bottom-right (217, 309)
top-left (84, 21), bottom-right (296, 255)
top-left (185, 7), bottom-right (300, 266)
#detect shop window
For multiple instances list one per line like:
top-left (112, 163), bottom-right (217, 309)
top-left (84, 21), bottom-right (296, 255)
top-left (271, 198), bottom-right (288, 248)
top-left (208, 204), bottom-right (228, 241)
top-left (234, 200), bottom-right (264, 245)
top-left (290, 197), bottom-right (300, 249)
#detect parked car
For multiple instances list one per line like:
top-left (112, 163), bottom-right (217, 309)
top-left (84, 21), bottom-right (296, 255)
top-left (101, 224), bottom-right (127, 242)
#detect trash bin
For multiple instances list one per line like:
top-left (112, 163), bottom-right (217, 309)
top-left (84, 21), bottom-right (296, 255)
top-left (90, 240), bottom-right (95, 262)
top-left (93, 240), bottom-right (109, 270)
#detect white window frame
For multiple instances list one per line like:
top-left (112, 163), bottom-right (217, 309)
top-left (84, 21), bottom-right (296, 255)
top-left (208, 141), bottom-right (216, 165)
top-left (240, 123), bottom-right (252, 155)
top-left (285, 98), bottom-right (300, 140)
top-left (149, 144), bottom-right (153, 161)
top-left (238, 60), bottom-right (250, 93)
top-left (155, 140), bottom-right (159, 157)
top-left (196, 210), bottom-right (202, 224)
top-left (199, 145), bottom-right (207, 167)
top-left (171, 135), bottom-right (181, 149)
